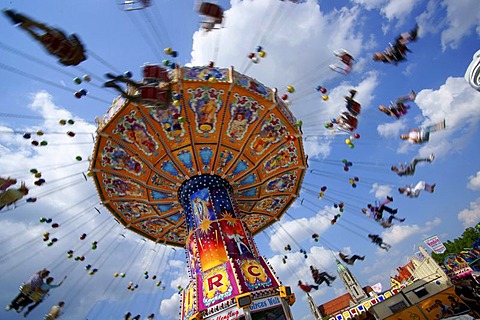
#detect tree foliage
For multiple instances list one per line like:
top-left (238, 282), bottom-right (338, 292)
top-left (431, 225), bottom-right (480, 263)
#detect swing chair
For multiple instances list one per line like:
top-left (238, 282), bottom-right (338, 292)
top-left (198, 2), bottom-right (224, 31)
top-left (118, 0), bottom-right (151, 11)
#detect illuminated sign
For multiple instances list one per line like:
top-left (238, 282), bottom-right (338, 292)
top-left (211, 307), bottom-right (242, 320)
top-left (183, 284), bottom-right (196, 319)
top-left (210, 296), bottom-right (282, 320)
top-left (443, 254), bottom-right (473, 279)
top-left (239, 259), bottom-right (272, 290)
top-left (202, 263), bottom-right (235, 307)
top-left (249, 296), bottom-right (281, 312)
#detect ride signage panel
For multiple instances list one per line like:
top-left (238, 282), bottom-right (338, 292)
top-left (232, 256), bottom-right (279, 292)
top-left (198, 261), bottom-right (240, 310)
top-left (248, 296), bottom-right (282, 312)
top-left (207, 296), bottom-right (283, 320)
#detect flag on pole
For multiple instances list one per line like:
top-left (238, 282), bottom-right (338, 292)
top-left (424, 235), bottom-right (446, 254)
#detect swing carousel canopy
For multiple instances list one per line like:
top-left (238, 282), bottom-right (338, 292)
top-left (90, 65), bottom-right (307, 247)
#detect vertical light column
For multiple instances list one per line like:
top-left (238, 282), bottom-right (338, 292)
top-left (178, 175), bottom-right (282, 319)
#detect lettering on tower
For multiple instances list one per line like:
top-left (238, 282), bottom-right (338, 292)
top-left (202, 263), bottom-right (236, 308)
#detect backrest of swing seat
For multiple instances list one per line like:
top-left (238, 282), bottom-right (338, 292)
top-left (122, 0), bottom-right (147, 11)
top-left (20, 284), bottom-right (44, 302)
top-left (140, 87), bottom-right (169, 102)
top-left (143, 65), bottom-right (169, 82)
top-left (199, 2), bottom-right (223, 20)
top-left (350, 101), bottom-right (361, 114)
top-left (345, 117), bottom-right (358, 129)
top-left (339, 124), bottom-right (354, 132)
top-left (341, 55), bottom-right (353, 64)
top-left (58, 43), bottom-right (78, 60)
top-left (29, 291), bottom-right (44, 302)
top-left (20, 284), bottom-right (32, 295)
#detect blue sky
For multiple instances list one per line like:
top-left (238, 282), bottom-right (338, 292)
top-left (0, 0), bottom-right (479, 319)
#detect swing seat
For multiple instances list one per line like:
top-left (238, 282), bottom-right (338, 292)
top-left (199, 2), bottom-right (223, 23)
top-left (338, 115), bottom-right (358, 132)
top-left (329, 64), bottom-right (348, 75)
top-left (200, 21), bottom-right (216, 31)
top-left (329, 64), bottom-right (340, 71)
top-left (333, 49), bottom-right (348, 57)
top-left (349, 101), bottom-right (361, 115)
top-left (140, 86), bottom-right (169, 102)
top-left (119, 0), bottom-right (150, 11)
top-left (143, 65), bottom-right (169, 82)
top-left (19, 284), bottom-right (44, 302)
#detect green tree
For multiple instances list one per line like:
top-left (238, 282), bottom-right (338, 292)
top-left (431, 227), bottom-right (480, 264)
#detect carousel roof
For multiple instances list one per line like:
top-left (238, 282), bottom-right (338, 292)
top-left (90, 65), bottom-right (307, 247)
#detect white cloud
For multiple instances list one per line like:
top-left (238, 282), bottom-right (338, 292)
top-left (191, 0), bottom-right (374, 161)
top-left (381, 0), bottom-right (417, 22)
top-left (268, 245), bottom-right (337, 298)
top-left (467, 171), bottom-right (480, 190)
top-left (370, 183), bottom-right (393, 199)
top-left (440, 0), bottom-right (480, 50)
top-left (159, 293), bottom-right (181, 320)
top-left (351, 0), bottom-right (417, 21)
top-left (0, 91), bottom-right (187, 319)
top-left (354, 0), bottom-right (479, 50)
top-left (303, 138), bottom-right (333, 159)
top-left (300, 71), bottom-right (379, 157)
top-left (349, 0), bottom-right (384, 11)
top-left (402, 63), bottom-right (416, 76)
top-left (268, 212), bottom-right (332, 252)
top-left (458, 197), bottom-right (480, 228)
top-left (377, 119), bottom-right (406, 139)
top-left (413, 77), bottom-right (480, 158)
top-left (0, 91), bottom-right (97, 209)
top-left (416, 0), bottom-right (443, 37)
top-left (382, 217), bottom-right (441, 245)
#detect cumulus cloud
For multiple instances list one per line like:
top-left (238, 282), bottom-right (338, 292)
top-left (382, 217), bottom-right (441, 245)
top-left (440, 0), bottom-right (480, 50)
top-left (351, 0), bottom-right (417, 22)
top-left (354, 0), bottom-right (479, 50)
top-left (191, 0), bottom-right (374, 159)
top-left (416, 0), bottom-right (444, 37)
top-left (267, 212), bottom-right (332, 252)
top-left (413, 77), bottom-right (480, 157)
top-left (458, 197), bottom-right (480, 228)
top-left (370, 183), bottom-right (393, 199)
top-left (467, 171), bottom-right (480, 190)
top-left (301, 71), bottom-right (379, 157)
top-left (381, 0), bottom-right (418, 22)
top-left (303, 138), bottom-right (333, 159)
top-left (0, 91), bottom-right (189, 319)
top-left (0, 91), bottom-right (97, 210)
top-left (268, 245), bottom-right (337, 298)
top-left (159, 293), bottom-right (181, 320)
top-left (377, 119), bottom-right (406, 139)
